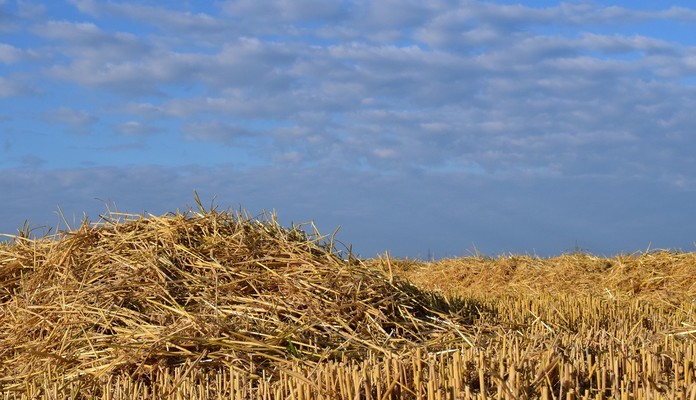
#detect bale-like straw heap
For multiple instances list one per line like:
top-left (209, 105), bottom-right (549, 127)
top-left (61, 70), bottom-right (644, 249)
top-left (0, 202), bottom-right (472, 393)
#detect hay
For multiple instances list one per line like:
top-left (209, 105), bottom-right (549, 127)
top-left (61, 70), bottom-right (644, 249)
top-left (0, 201), bottom-right (474, 393)
top-left (385, 252), bottom-right (696, 304)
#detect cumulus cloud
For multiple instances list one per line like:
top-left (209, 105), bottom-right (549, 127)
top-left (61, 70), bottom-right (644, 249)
top-left (0, 76), bottom-right (34, 97)
top-left (0, 43), bottom-right (23, 63)
top-left (69, 0), bottom-right (224, 30)
top-left (95, 17), bottom-right (694, 178)
top-left (34, 20), bottom-right (136, 46)
top-left (67, 0), bottom-right (240, 47)
top-left (181, 121), bottom-right (259, 145)
top-left (44, 107), bottom-right (98, 135)
top-left (115, 120), bottom-right (161, 136)
top-left (0, 77), bottom-right (16, 97)
top-left (221, 0), bottom-right (345, 23)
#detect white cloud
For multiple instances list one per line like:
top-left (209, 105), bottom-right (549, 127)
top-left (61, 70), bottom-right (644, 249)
top-left (660, 6), bottom-right (696, 21)
top-left (116, 121), bottom-right (160, 136)
top-left (39, 30), bottom-right (302, 94)
top-left (221, 0), bottom-right (345, 23)
top-left (181, 121), bottom-right (258, 144)
top-left (69, 0), bottom-right (236, 45)
top-left (0, 76), bottom-right (33, 97)
top-left (3, 0), bottom-right (695, 184)
top-left (0, 78), bottom-right (14, 97)
top-left (35, 20), bottom-right (101, 40)
top-left (372, 148), bottom-right (397, 159)
top-left (579, 33), bottom-right (676, 55)
top-left (33, 20), bottom-right (151, 60)
top-left (44, 107), bottom-right (98, 134)
top-left (0, 43), bottom-right (23, 63)
top-left (65, 0), bottom-right (99, 15)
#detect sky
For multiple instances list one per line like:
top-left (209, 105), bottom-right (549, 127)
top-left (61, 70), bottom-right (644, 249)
top-left (1, 0), bottom-right (695, 259)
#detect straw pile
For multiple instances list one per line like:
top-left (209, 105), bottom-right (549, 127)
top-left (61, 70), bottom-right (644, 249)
top-left (0, 202), bottom-right (473, 394)
top-left (384, 252), bottom-right (696, 304)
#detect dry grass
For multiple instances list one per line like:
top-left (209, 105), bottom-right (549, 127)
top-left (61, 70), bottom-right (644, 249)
top-left (1, 200), bottom-right (695, 399)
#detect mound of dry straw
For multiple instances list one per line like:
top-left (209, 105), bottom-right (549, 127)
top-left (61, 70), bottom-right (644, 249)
top-left (386, 251), bottom-right (696, 304)
top-left (0, 201), bottom-right (473, 390)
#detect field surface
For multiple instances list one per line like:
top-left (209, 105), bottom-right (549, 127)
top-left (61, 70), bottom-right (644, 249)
top-left (0, 205), bottom-right (694, 399)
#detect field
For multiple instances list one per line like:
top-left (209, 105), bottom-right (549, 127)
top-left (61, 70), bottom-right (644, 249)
top-left (0, 203), bottom-right (694, 399)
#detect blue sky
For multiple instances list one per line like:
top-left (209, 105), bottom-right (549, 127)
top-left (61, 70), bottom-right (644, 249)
top-left (1, 0), bottom-right (695, 259)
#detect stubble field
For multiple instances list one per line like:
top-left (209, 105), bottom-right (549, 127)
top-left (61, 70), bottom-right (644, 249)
top-left (0, 203), bottom-right (694, 399)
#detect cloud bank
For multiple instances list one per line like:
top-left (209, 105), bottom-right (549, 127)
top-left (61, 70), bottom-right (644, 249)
top-left (0, 0), bottom-right (694, 257)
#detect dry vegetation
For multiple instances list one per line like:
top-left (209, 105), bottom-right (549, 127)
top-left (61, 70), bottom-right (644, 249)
top-left (0, 200), bottom-right (694, 399)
